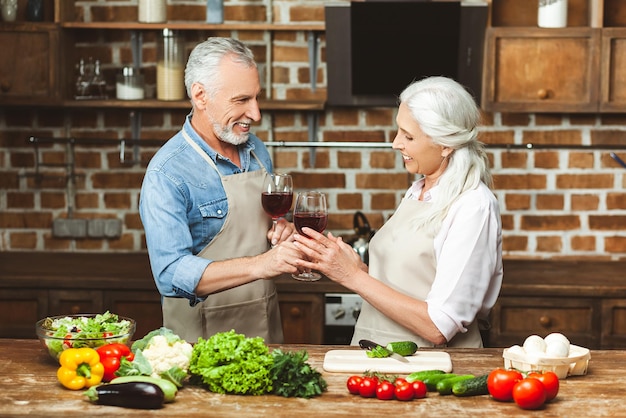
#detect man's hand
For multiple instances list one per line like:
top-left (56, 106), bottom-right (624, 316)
top-left (267, 218), bottom-right (295, 246)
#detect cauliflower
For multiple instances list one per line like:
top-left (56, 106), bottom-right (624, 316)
top-left (142, 335), bottom-right (193, 377)
top-left (116, 327), bottom-right (193, 387)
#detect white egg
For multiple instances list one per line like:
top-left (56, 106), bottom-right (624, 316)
top-left (523, 334), bottom-right (547, 354)
top-left (545, 340), bottom-right (570, 357)
top-left (507, 345), bottom-right (525, 356)
top-left (544, 332), bottom-right (570, 346)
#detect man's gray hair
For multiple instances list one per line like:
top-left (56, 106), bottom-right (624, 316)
top-left (184, 37), bottom-right (257, 99)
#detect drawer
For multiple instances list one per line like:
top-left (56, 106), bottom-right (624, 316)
top-left (489, 297), bottom-right (601, 349)
top-left (601, 299), bottom-right (626, 349)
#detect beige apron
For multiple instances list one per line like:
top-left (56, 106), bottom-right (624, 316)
top-left (351, 197), bottom-right (482, 348)
top-left (162, 131), bottom-right (284, 344)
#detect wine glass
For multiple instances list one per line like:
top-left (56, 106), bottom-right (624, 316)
top-left (261, 173), bottom-right (293, 233)
top-left (292, 191), bottom-right (328, 281)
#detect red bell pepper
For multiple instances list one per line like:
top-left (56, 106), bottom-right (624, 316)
top-left (96, 343), bottom-right (135, 382)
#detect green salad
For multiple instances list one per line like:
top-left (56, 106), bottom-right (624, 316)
top-left (37, 311), bottom-right (134, 358)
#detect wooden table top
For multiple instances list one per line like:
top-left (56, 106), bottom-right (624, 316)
top-left (0, 339), bottom-right (623, 417)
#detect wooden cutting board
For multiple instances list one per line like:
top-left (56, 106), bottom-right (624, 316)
top-left (323, 349), bottom-right (453, 374)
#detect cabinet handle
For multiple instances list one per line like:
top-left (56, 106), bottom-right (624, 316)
top-left (70, 305), bottom-right (81, 314)
top-left (539, 315), bottom-right (552, 327)
top-left (537, 89), bottom-right (549, 100)
top-left (289, 307), bottom-right (303, 318)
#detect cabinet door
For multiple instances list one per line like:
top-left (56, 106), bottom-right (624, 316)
top-left (278, 293), bottom-right (324, 344)
top-left (0, 24), bottom-right (60, 102)
top-left (482, 27), bottom-right (601, 113)
top-left (49, 290), bottom-right (103, 315)
top-left (0, 289), bottom-right (48, 338)
top-left (489, 296), bottom-right (600, 349)
top-left (104, 290), bottom-right (163, 340)
top-left (600, 28), bottom-right (626, 112)
top-left (601, 299), bottom-right (626, 348)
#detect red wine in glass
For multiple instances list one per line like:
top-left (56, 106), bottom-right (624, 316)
top-left (294, 212), bottom-right (328, 237)
top-left (292, 191), bottom-right (327, 281)
top-left (262, 174), bottom-right (293, 236)
top-left (262, 192), bottom-right (293, 220)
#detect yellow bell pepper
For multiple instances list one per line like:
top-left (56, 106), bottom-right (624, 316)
top-left (57, 347), bottom-right (104, 390)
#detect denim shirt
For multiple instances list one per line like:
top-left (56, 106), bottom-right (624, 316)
top-left (139, 114), bottom-right (273, 305)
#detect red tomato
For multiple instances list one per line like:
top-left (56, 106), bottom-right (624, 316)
top-left (376, 380), bottom-right (395, 400)
top-left (346, 375), bottom-right (363, 395)
top-left (411, 380), bottom-right (427, 399)
top-left (394, 377), bottom-right (408, 386)
top-left (487, 368), bottom-right (524, 401)
top-left (394, 380), bottom-right (414, 401)
top-left (512, 378), bottom-right (547, 410)
top-left (359, 376), bottom-right (378, 398)
top-left (527, 371), bottom-right (560, 401)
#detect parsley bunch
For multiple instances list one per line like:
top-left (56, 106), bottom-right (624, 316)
top-left (270, 349), bottom-right (327, 398)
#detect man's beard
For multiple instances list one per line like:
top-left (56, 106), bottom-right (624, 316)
top-left (214, 122), bottom-right (249, 146)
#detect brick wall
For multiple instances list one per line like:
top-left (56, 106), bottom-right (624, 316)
top-left (1, 0), bottom-right (626, 260)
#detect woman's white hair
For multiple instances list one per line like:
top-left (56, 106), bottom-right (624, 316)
top-left (399, 76), bottom-right (493, 232)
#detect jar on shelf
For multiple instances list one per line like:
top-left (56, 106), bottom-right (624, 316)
top-left (138, 0), bottom-right (166, 23)
top-left (538, 0), bottom-right (568, 28)
top-left (157, 29), bottom-right (186, 101)
top-left (116, 67), bottom-right (145, 100)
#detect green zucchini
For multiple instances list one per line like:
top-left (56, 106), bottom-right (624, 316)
top-left (452, 373), bottom-right (490, 397)
top-left (422, 373), bottom-right (459, 391)
top-left (406, 369), bottom-right (446, 383)
top-left (436, 374), bottom-right (475, 395)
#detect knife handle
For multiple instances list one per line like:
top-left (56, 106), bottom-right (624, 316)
top-left (358, 339), bottom-right (378, 351)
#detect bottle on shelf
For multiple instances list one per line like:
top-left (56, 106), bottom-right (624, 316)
top-left (157, 29), bottom-right (186, 101)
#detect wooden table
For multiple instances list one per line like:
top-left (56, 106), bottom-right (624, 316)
top-left (0, 339), bottom-right (622, 417)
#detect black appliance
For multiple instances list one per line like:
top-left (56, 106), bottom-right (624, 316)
top-left (324, 293), bottom-right (363, 345)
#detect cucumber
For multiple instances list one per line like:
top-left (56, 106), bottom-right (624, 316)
top-left (386, 341), bottom-right (418, 356)
top-left (406, 369), bottom-right (446, 383)
top-left (110, 375), bottom-right (178, 402)
top-left (422, 373), bottom-right (459, 391)
top-left (436, 374), bottom-right (475, 395)
top-left (452, 373), bottom-right (490, 397)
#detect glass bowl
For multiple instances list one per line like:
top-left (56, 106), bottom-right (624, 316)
top-left (35, 313), bottom-right (136, 361)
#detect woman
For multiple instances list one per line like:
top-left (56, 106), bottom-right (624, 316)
top-left (294, 76), bottom-right (503, 348)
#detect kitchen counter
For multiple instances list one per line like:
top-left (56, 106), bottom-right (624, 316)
top-left (1, 339), bottom-right (623, 417)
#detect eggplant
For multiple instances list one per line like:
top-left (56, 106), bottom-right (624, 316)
top-left (84, 381), bottom-right (165, 409)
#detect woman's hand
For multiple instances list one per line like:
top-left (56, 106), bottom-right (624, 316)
top-left (293, 228), bottom-right (364, 285)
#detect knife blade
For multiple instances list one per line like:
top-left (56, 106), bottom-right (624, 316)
top-left (358, 339), bottom-right (410, 363)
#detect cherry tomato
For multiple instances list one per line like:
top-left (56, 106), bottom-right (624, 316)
top-left (487, 368), bottom-right (524, 401)
top-left (411, 380), bottom-right (427, 399)
top-left (512, 378), bottom-right (547, 410)
top-left (376, 380), bottom-right (395, 400)
top-left (359, 376), bottom-right (378, 398)
top-left (527, 371), bottom-right (560, 401)
top-left (394, 377), bottom-right (408, 386)
top-left (346, 375), bottom-right (363, 395)
top-left (394, 380), bottom-right (414, 401)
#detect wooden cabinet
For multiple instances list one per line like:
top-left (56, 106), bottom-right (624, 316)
top-left (490, 296), bottom-right (601, 349)
top-left (0, 23), bottom-right (61, 104)
top-left (488, 260), bottom-right (626, 349)
top-left (0, 253), bottom-right (342, 344)
top-left (482, 28), bottom-right (601, 113)
top-left (278, 292), bottom-right (324, 345)
top-left (483, 0), bottom-right (626, 113)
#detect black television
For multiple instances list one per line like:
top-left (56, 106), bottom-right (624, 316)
top-left (325, 1), bottom-right (488, 107)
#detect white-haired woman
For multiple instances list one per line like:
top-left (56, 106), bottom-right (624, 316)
top-left (294, 76), bottom-right (503, 348)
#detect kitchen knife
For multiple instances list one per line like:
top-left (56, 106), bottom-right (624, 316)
top-left (358, 339), bottom-right (409, 363)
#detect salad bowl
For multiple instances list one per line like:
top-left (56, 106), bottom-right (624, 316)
top-left (36, 312), bottom-right (135, 361)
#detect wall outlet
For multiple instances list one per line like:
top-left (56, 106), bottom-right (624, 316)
top-left (87, 218), bottom-right (122, 238)
top-left (52, 218), bottom-right (87, 238)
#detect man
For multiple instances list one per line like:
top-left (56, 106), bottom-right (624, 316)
top-left (139, 37), bottom-right (301, 343)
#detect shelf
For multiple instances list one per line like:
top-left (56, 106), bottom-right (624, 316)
top-left (60, 22), bottom-right (325, 31)
top-left (56, 99), bottom-right (325, 111)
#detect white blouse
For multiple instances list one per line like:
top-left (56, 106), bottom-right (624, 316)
top-left (407, 179), bottom-right (503, 341)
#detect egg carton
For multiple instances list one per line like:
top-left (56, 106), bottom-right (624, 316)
top-left (502, 344), bottom-right (591, 379)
